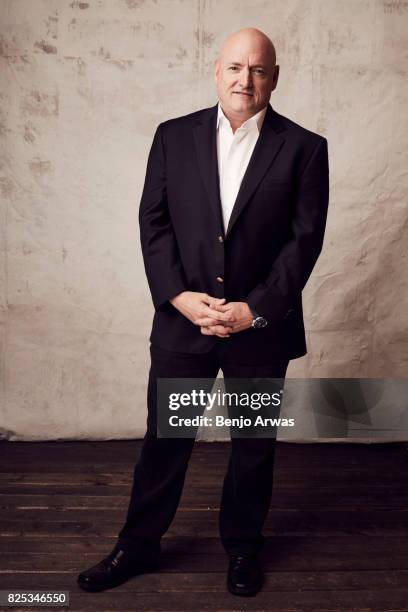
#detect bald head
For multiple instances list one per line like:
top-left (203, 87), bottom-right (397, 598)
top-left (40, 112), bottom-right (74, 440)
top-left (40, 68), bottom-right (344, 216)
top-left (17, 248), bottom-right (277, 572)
top-left (214, 28), bottom-right (279, 130)
top-left (218, 28), bottom-right (276, 68)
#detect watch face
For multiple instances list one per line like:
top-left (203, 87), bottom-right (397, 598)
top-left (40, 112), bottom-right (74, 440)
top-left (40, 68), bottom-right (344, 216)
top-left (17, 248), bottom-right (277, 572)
top-left (254, 316), bottom-right (268, 329)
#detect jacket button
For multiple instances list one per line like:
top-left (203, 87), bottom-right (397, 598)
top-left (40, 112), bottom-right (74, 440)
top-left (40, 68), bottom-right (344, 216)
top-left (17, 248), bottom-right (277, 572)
top-left (216, 276), bottom-right (224, 283)
top-left (217, 235), bottom-right (224, 243)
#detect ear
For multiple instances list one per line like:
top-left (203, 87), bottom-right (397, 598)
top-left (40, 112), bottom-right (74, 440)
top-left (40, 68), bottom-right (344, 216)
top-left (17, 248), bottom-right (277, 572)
top-left (272, 65), bottom-right (280, 91)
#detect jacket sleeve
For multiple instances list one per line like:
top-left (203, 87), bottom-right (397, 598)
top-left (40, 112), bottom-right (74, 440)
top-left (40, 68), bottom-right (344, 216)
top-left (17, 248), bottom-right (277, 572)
top-left (138, 123), bottom-right (188, 311)
top-left (245, 137), bottom-right (330, 323)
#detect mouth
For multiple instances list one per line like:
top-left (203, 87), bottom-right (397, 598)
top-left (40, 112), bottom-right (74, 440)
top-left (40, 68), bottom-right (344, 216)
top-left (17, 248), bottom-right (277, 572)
top-left (233, 92), bottom-right (253, 97)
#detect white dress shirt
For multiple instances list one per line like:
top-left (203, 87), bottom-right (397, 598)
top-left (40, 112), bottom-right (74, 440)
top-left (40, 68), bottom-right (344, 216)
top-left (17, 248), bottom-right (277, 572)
top-left (216, 101), bottom-right (267, 233)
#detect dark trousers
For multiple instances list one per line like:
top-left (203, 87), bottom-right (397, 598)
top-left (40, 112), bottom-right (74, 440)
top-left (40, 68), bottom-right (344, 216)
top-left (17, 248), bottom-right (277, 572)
top-left (117, 340), bottom-right (289, 558)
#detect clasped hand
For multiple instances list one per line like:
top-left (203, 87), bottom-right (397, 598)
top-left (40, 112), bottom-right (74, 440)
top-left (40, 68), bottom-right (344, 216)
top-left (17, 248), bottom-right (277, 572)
top-left (169, 291), bottom-right (253, 338)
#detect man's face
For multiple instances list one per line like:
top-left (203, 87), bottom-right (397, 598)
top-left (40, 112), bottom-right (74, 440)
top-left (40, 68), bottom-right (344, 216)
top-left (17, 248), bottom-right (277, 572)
top-left (214, 34), bottom-right (279, 120)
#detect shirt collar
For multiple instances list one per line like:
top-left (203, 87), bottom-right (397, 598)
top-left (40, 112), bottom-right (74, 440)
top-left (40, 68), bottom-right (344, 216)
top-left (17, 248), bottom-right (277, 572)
top-left (216, 101), bottom-right (268, 133)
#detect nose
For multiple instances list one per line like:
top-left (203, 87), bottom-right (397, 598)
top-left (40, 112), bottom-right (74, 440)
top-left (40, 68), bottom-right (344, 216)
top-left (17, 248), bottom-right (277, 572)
top-left (238, 67), bottom-right (252, 90)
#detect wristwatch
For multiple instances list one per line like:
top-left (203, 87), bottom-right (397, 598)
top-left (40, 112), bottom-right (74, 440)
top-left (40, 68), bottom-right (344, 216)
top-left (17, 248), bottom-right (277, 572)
top-left (252, 315), bottom-right (268, 329)
top-left (248, 305), bottom-right (268, 329)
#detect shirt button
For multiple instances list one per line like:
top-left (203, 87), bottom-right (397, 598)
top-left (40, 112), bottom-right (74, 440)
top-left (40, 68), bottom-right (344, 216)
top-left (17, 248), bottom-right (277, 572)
top-left (216, 276), bottom-right (224, 283)
top-left (217, 235), bottom-right (224, 243)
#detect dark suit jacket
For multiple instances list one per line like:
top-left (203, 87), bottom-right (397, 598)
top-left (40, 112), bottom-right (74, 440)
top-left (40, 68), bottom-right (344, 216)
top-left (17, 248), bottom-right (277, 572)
top-left (139, 102), bottom-right (329, 361)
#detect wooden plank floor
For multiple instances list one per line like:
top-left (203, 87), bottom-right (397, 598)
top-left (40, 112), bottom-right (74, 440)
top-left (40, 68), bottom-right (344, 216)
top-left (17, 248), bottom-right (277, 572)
top-left (1, 441), bottom-right (408, 611)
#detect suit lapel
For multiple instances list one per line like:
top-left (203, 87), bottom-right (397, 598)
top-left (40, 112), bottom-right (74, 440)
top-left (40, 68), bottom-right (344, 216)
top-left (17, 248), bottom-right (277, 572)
top-left (193, 102), bottom-right (286, 238)
top-left (225, 104), bottom-right (286, 238)
top-left (193, 104), bottom-right (224, 233)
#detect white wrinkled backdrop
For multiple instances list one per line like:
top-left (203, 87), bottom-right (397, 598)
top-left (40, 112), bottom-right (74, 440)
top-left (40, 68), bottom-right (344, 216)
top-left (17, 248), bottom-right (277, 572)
top-left (1, 0), bottom-right (407, 440)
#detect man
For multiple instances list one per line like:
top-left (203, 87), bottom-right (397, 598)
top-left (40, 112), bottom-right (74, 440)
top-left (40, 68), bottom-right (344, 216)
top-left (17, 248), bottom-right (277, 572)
top-left (78, 27), bottom-right (329, 597)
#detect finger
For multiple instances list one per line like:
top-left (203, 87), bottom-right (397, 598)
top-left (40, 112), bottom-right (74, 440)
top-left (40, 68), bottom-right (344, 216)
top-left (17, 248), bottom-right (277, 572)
top-left (203, 295), bottom-right (226, 306)
top-left (200, 326), bottom-right (214, 335)
top-left (209, 302), bottom-right (232, 312)
top-left (215, 330), bottom-right (231, 338)
top-left (202, 326), bottom-right (229, 337)
top-left (196, 317), bottom-right (228, 326)
top-left (202, 306), bottom-right (235, 322)
top-left (209, 324), bottom-right (232, 336)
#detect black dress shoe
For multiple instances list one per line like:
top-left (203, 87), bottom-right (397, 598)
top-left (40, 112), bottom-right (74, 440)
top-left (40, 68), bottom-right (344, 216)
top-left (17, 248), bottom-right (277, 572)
top-left (227, 554), bottom-right (263, 596)
top-left (77, 545), bottom-right (159, 592)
